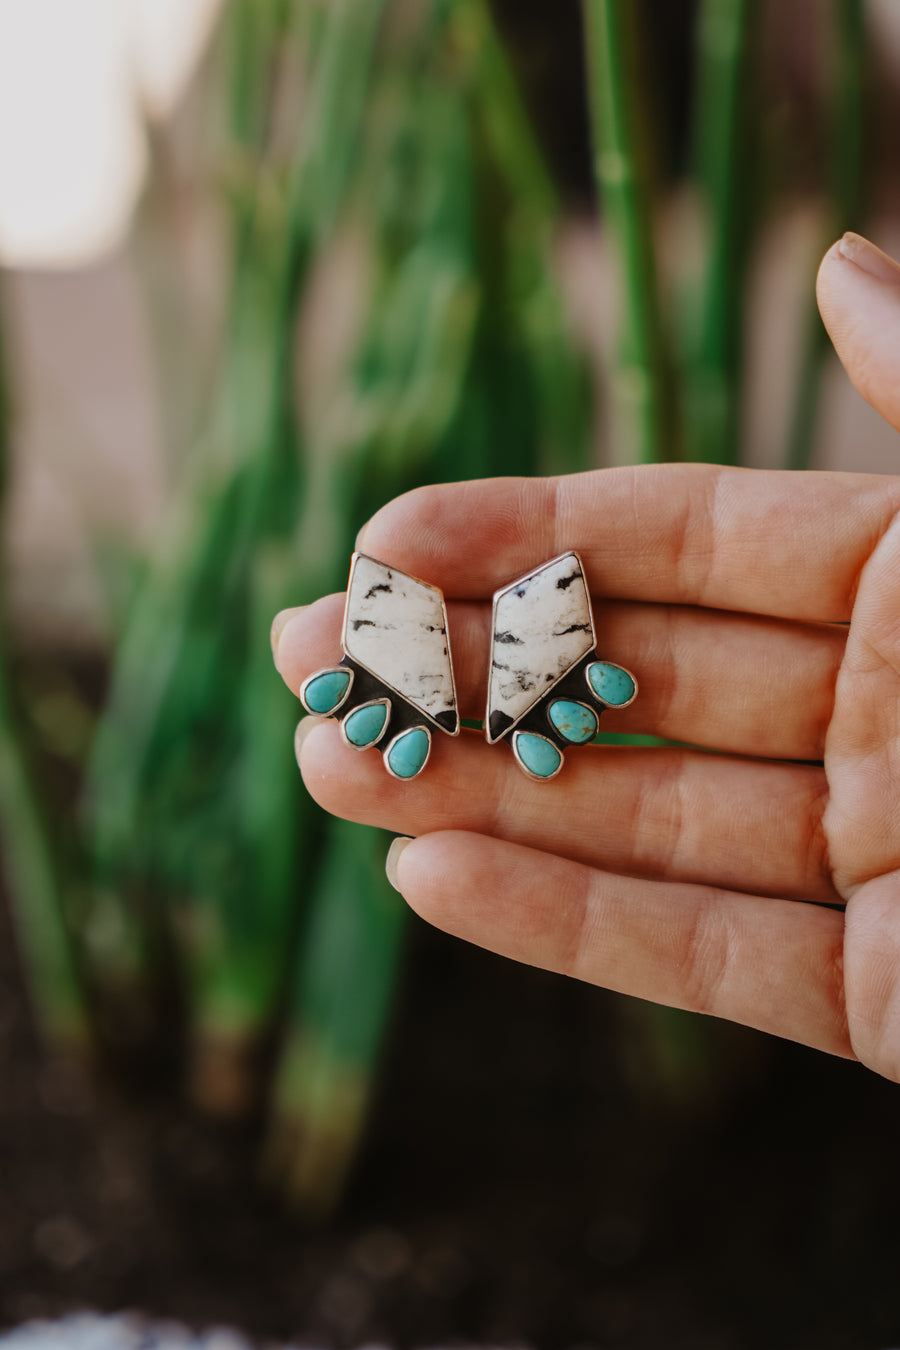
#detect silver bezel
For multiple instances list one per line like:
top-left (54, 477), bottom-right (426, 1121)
top-left (299, 665), bottom-right (354, 718)
top-left (546, 697), bottom-right (599, 745)
top-left (339, 697), bottom-right (391, 751)
top-left (584, 661), bottom-right (639, 710)
top-left (511, 729), bottom-right (565, 782)
top-left (382, 724), bottom-right (433, 781)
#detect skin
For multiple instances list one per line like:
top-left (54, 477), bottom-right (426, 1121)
top-left (272, 234), bottom-right (900, 1081)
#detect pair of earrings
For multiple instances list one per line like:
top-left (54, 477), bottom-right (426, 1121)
top-left (299, 550), bottom-right (637, 782)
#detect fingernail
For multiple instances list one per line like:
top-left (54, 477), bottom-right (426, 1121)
top-left (838, 232), bottom-right (900, 287)
top-left (294, 716), bottom-right (326, 767)
top-left (385, 836), bottom-right (414, 892)
top-left (271, 606), bottom-right (306, 661)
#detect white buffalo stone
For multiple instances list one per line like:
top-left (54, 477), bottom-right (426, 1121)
top-left (487, 552), bottom-right (594, 739)
top-left (342, 554), bottom-right (458, 728)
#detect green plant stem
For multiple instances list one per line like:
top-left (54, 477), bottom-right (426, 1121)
top-left (265, 820), bottom-right (406, 1215)
top-left (454, 0), bottom-right (558, 225)
top-left (582, 0), bottom-right (674, 465)
top-left (184, 1), bottom-right (390, 1067)
top-left (461, 0), bottom-right (591, 474)
top-left (85, 0), bottom-right (389, 1078)
top-left (684, 0), bottom-right (754, 465)
top-left (0, 652), bottom-right (88, 1048)
top-left (267, 3), bottom-right (546, 1208)
top-left (785, 0), bottom-right (865, 472)
top-left (0, 299), bottom-right (87, 1047)
top-left (227, 0), bottom-right (297, 155)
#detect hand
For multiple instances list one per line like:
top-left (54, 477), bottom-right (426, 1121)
top-left (272, 232), bottom-right (900, 1080)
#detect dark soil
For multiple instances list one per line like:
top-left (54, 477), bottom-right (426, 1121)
top-left (2, 864), bottom-right (900, 1350)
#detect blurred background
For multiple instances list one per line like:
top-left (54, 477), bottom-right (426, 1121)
top-left (2, 1), bottom-right (900, 1346)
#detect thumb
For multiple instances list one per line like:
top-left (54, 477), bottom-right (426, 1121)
top-left (817, 231), bottom-right (900, 434)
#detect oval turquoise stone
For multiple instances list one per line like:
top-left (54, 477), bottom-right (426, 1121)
top-left (343, 700), bottom-right (389, 748)
top-left (304, 669), bottom-right (351, 715)
top-left (587, 661), bottom-right (636, 707)
top-left (548, 699), bottom-right (598, 745)
top-left (386, 727), bottom-right (431, 779)
top-left (514, 731), bottom-right (562, 779)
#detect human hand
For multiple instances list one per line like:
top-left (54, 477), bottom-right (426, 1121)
top-left (272, 232), bottom-right (900, 1080)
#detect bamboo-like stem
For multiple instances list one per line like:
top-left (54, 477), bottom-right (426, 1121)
top-left (683, 0), bottom-right (754, 465)
top-left (267, 3), bottom-right (569, 1206)
top-left (186, 3), bottom-right (390, 1084)
top-left (227, 0), bottom-right (291, 150)
top-left (81, 0), bottom-right (299, 1011)
top-left (265, 820), bottom-right (406, 1215)
top-left (0, 292), bottom-right (87, 1048)
top-left (0, 658), bottom-right (88, 1047)
top-left (454, 0), bottom-right (558, 225)
top-left (460, 0), bottom-right (591, 475)
top-left (85, 0), bottom-right (390, 1091)
top-left (784, 0), bottom-right (866, 472)
top-left (582, 0), bottom-right (674, 465)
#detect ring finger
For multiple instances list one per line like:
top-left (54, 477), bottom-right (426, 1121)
top-left (297, 721), bottom-right (837, 904)
top-left (274, 595), bottom-right (844, 759)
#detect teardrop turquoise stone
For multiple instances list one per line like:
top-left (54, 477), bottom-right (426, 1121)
top-left (514, 731), bottom-right (562, 779)
top-left (303, 669), bottom-right (352, 715)
top-left (587, 662), bottom-right (636, 707)
top-left (548, 699), bottom-right (598, 745)
top-left (344, 700), bottom-right (389, 748)
top-left (386, 727), bottom-right (430, 779)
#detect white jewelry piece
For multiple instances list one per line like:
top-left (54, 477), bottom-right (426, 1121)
top-left (300, 553), bottom-right (460, 779)
top-left (486, 551), bottom-right (637, 780)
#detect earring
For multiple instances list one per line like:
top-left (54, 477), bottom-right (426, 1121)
top-left (299, 553), bottom-right (459, 779)
top-left (486, 550), bottom-right (637, 781)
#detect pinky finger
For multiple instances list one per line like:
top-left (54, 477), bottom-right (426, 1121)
top-left (389, 831), bottom-right (852, 1059)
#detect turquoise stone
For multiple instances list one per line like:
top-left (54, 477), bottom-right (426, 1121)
top-left (548, 699), bottom-right (598, 745)
top-left (386, 727), bottom-right (431, 779)
top-left (587, 661), bottom-right (636, 707)
top-left (514, 731), bottom-right (562, 779)
top-left (343, 700), bottom-right (389, 748)
top-left (303, 668), bottom-right (352, 715)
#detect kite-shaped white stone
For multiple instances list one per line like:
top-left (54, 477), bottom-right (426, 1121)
top-left (342, 553), bottom-right (459, 732)
top-left (486, 551), bottom-right (595, 741)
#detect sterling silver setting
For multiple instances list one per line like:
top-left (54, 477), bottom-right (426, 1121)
top-left (382, 725), bottom-right (434, 781)
top-left (298, 665), bottom-right (354, 717)
top-left (486, 550), bottom-right (638, 780)
top-left (300, 553), bottom-right (459, 779)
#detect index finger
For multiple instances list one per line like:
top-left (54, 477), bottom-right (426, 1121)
top-left (357, 464), bottom-right (900, 622)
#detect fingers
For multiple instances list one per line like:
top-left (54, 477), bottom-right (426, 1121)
top-left (816, 507), bottom-right (900, 896)
top-left (297, 720), bottom-right (838, 904)
top-left (817, 233), bottom-right (900, 434)
top-left (389, 831), bottom-right (851, 1058)
top-left (354, 465), bottom-right (900, 623)
top-left (274, 593), bottom-right (844, 760)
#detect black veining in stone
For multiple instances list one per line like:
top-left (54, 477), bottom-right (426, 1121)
top-left (556, 570), bottom-right (581, 590)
